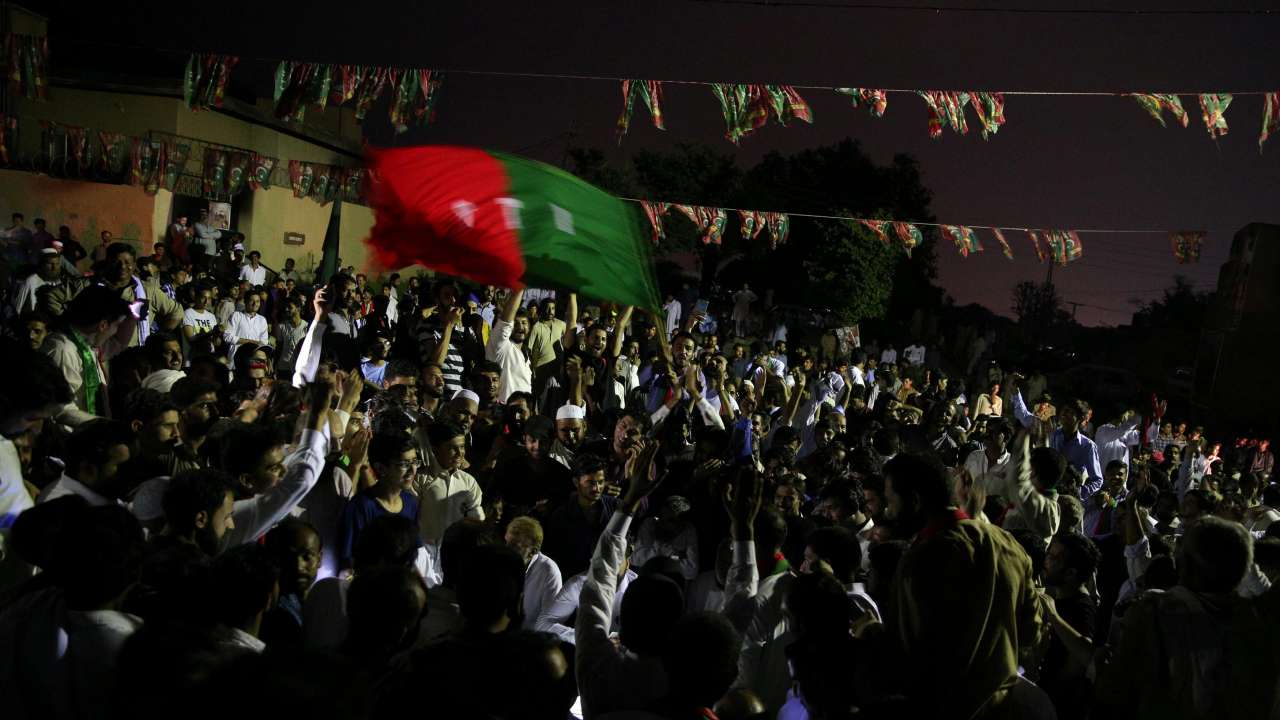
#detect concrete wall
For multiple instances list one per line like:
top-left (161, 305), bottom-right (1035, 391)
top-left (8, 85), bottom-right (395, 279)
top-left (0, 168), bottom-right (159, 249)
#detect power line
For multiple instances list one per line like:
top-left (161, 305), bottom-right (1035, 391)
top-left (60, 38), bottom-right (1280, 96)
top-left (688, 0), bottom-right (1280, 16)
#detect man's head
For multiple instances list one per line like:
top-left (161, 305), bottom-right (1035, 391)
top-left (99, 229), bottom-right (112, 244)
top-left (611, 409), bottom-right (651, 458)
top-left (1043, 530), bottom-right (1101, 590)
top-left (163, 468), bottom-right (236, 555)
top-left (512, 308), bottom-right (531, 343)
top-left (124, 389), bottom-right (181, 455)
top-left (1104, 460), bottom-right (1128, 493)
top-left (1180, 489), bottom-right (1216, 528)
top-left (210, 543), bottom-right (279, 631)
top-left (555, 404), bottom-right (586, 449)
top-left (883, 453), bottom-right (952, 537)
top-left (671, 332), bottom-right (696, 370)
top-left (572, 454), bottom-right (607, 504)
top-left (421, 363), bottom-right (446, 401)
top-left (327, 273), bottom-right (358, 311)
top-left (504, 516), bottom-right (544, 566)
top-left (447, 390), bottom-right (480, 434)
top-left (38, 249), bottom-right (61, 280)
top-left (434, 279), bottom-right (458, 310)
top-left (105, 242), bottom-right (137, 286)
top-left (583, 325), bottom-right (609, 359)
top-left (457, 544), bottom-right (526, 632)
top-left (773, 477), bottom-right (805, 516)
top-left (427, 421), bottom-right (467, 472)
top-left (0, 340), bottom-right (71, 439)
top-left (64, 285), bottom-right (131, 345)
top-left (369, 431), bottom-right (420, 491)
top-left (801, 526), bottom-right (862, 584)
top-left (538, 297), bottom-right (556, 321)
top-left (264, 518), bottom-right (322, 597)
top-left (1177, 516), bottom-right (1253, 593)
top-left (620, 573), bottom-right (685, 655)
top-left (220, 424), bottom-right (288, 498)
top-left (66, 420), bottom-right (134, 499)
top-left (384, 359), bottom-right (420, 395)
top-left (1057, 398), bottom-right (1089, 435)
top-left (523, 416), bottom-right (554, 460)
top-left (11, 212), bottom-right (23, 226)
top-left (145, 331), bottom-right (184, 372)
top-left (470, 361), bottom-right (502, 406)
top-left (247, 250), bottom-right (261, 267)
top-left (284, 257), bottom-right (295, 270)
top-left (169, 377), bottom-right (221, 440)
top-left (21, 310), bottom-right (51, 351)
top-left (1029, 447), bottom-right (1066, 494)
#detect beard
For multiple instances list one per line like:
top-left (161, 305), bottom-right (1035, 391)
top-left (194, 524), bottom-right (223, 556)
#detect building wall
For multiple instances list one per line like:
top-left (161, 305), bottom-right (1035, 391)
top-left (0, 168), bottom-right (159, 249)
top-left (10, 85), bottom-right (391, 279)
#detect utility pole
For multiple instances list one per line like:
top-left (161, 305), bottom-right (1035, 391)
top-left (1045, 260), bottom-right (1054, 286)
top-left (1065, 301), bottom-right (1080, 320)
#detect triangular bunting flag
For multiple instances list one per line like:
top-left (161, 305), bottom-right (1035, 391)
top-left (184, 54), bottom-right (239, 111)
top-left (892, 222), bottom-right (922, 255)
top-left (919, 91), bottom-right (971, 138)
top-left (859, 219), bottom-right (891, 244)
top-left (1131, 94), bottom-right (1189, 128)
top-left (617, 80), bottom-right (665, 143)
top-left (1198, 94), bottom-right (1232, 138)
top-left (835, 88), bottom-right (888, 117)
top-left (1261, 93), bottom-right (1280, 153)
top-left (1029, 231), bottom-right (1047, 263)
top-left (992, 228), bottom-right (1013, 259)
top-left (941, 225), bottom-right (982, 257)
top-left (738, 210), bottom-right (764, 240)
top-left (641, 201), bottom-right (670, 245)
top-left (1170, 231), bottom-right (1205, 264)
top-left (763, 212), bottom-right (790, 248)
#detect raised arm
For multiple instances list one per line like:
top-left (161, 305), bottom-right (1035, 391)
top-left (430, 306), bottom-right (463, 369)
top-left (224, 374), bottom-right (334, 547)
top-left (562, 292), bottom-right (579, 351)
top-left (292, 288), bottom-right (329, 388)
top-left (609, 305), bottom-right (633, 359)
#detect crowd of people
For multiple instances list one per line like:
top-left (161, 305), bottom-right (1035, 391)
top-left (1, 209), bottom-right (1278, 720)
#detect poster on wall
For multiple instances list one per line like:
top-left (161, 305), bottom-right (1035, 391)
top-left (208, 201), bottom-right (231, 230)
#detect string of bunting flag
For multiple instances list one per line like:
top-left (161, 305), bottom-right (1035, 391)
top-left (168, 52), bottom-right (1280, 150)
top-left (624, 197), bottom-right (1207, 265)
top-left (28, 118), bottom-right (367, 205)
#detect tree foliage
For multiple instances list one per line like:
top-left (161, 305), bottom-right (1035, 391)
top-left (568, 139), bottom-right (939, 326)
top-left (1012, 281), bottom-right (1071, 328)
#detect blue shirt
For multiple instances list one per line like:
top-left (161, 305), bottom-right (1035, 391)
top-left (360, 359), bottom-right (388, 388)
top-left (1010, 391), bottom-right (1103, 500)
top-left (337, 491), bottom-right (420, 568)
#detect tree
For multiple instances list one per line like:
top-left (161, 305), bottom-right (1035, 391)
top-left (1012, 281), bottom-right (1070, 328)
top-left (1132, 275), bottom-right (1211, 330)
top-left (569, 139), bottom-right (941, 327)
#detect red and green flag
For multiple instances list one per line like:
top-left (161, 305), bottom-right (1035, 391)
top-left (992, 228), bottom-right (1014, 259)
top-left (1131, 93), bottom-right (1189, 128)
top-left (942, 224), bottom-right (982, 257)
top-left (835, 88), bottom-right (888, 117)
top-left (970, 92), bottom-right (1006, 139)
top-left (1261, 92), bottom-right (1280, 152)
top-left (919, 91), bottom-right (971, 138)
top-left (616, 80), bottom-right (665, 143)
top-left (892, 222), bottom-right (922, 255)
top-left (1170, 231), bottom-right (1204, 264)
top-left (184, 54), bottom-right (239, 111)
top-left (365, 145), bottom-right (662, 310)
top-left (859, 219), bottom-right (891, 244)
top-left (1198, 93), bottom-right (1232, 139)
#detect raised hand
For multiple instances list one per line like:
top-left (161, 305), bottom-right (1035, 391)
top-left (621, 439), bottom-right (663, 513)
top-left (312, 287), bottom-right (330, 321)
top-left (722, 466), bottom-right (763, 541)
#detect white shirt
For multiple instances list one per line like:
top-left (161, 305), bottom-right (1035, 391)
top-left (536, 568), bottom-right (637, 644)
top-left (1095, 418), bottom-right (1141, 471)
top-left (414, 467), bottom-right (484, 546)
top-left (44, 331), bottom-right (105, 416)
top-left (37, 474), bottom-right (117, 507)
top-left (12, 272), bottom-right (49, 314)
top-left (221, 626), bottom-right (266, 654)
top-left (224, 311), bottom-right (270, 358)
top-left (522, 552), bottom-right (563, 630)
top-left (387, 286), bottom-right (399, 325)
top-left (879, 347), bottom-right (898, 365)
top-left (238, 264), bottom-right (266, 286)
top-left (904, 344), bottom-right (926, 366)
top-left (183, 307), bottom-right (218, 333)
top-left (963, 447), bottom-right (1012, 495)
top-left (486, 318), bottom-right (532, 403)
top-left (224, 428), bottom-right (328, 547)
top-left (0, 437), bottom-right (34, 588)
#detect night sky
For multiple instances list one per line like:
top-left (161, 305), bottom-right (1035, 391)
top-left (32, 0), bottom-right (1280, 326)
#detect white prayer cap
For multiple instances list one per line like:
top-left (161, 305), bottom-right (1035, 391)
top-left (556, 403), bottom-right (587, 421)
top-left (40, 247), bottom-right (59, 256)
top-left (141, 369), bottom-right (186, 394)
top-left (452, 388), bottom-right (480, 405)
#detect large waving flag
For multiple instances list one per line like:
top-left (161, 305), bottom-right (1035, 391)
top-left (364, 145), bottom-right (661, 309)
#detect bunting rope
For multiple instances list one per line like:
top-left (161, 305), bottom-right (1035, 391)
top-left (618, 196), bottom-right (1206, 264)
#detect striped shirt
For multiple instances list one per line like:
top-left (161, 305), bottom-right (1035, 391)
top-left (417, 319), bottom-right (467, 394)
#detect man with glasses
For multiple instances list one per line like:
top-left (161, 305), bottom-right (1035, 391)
top-left (336, 431), bottom-right (423, 574)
